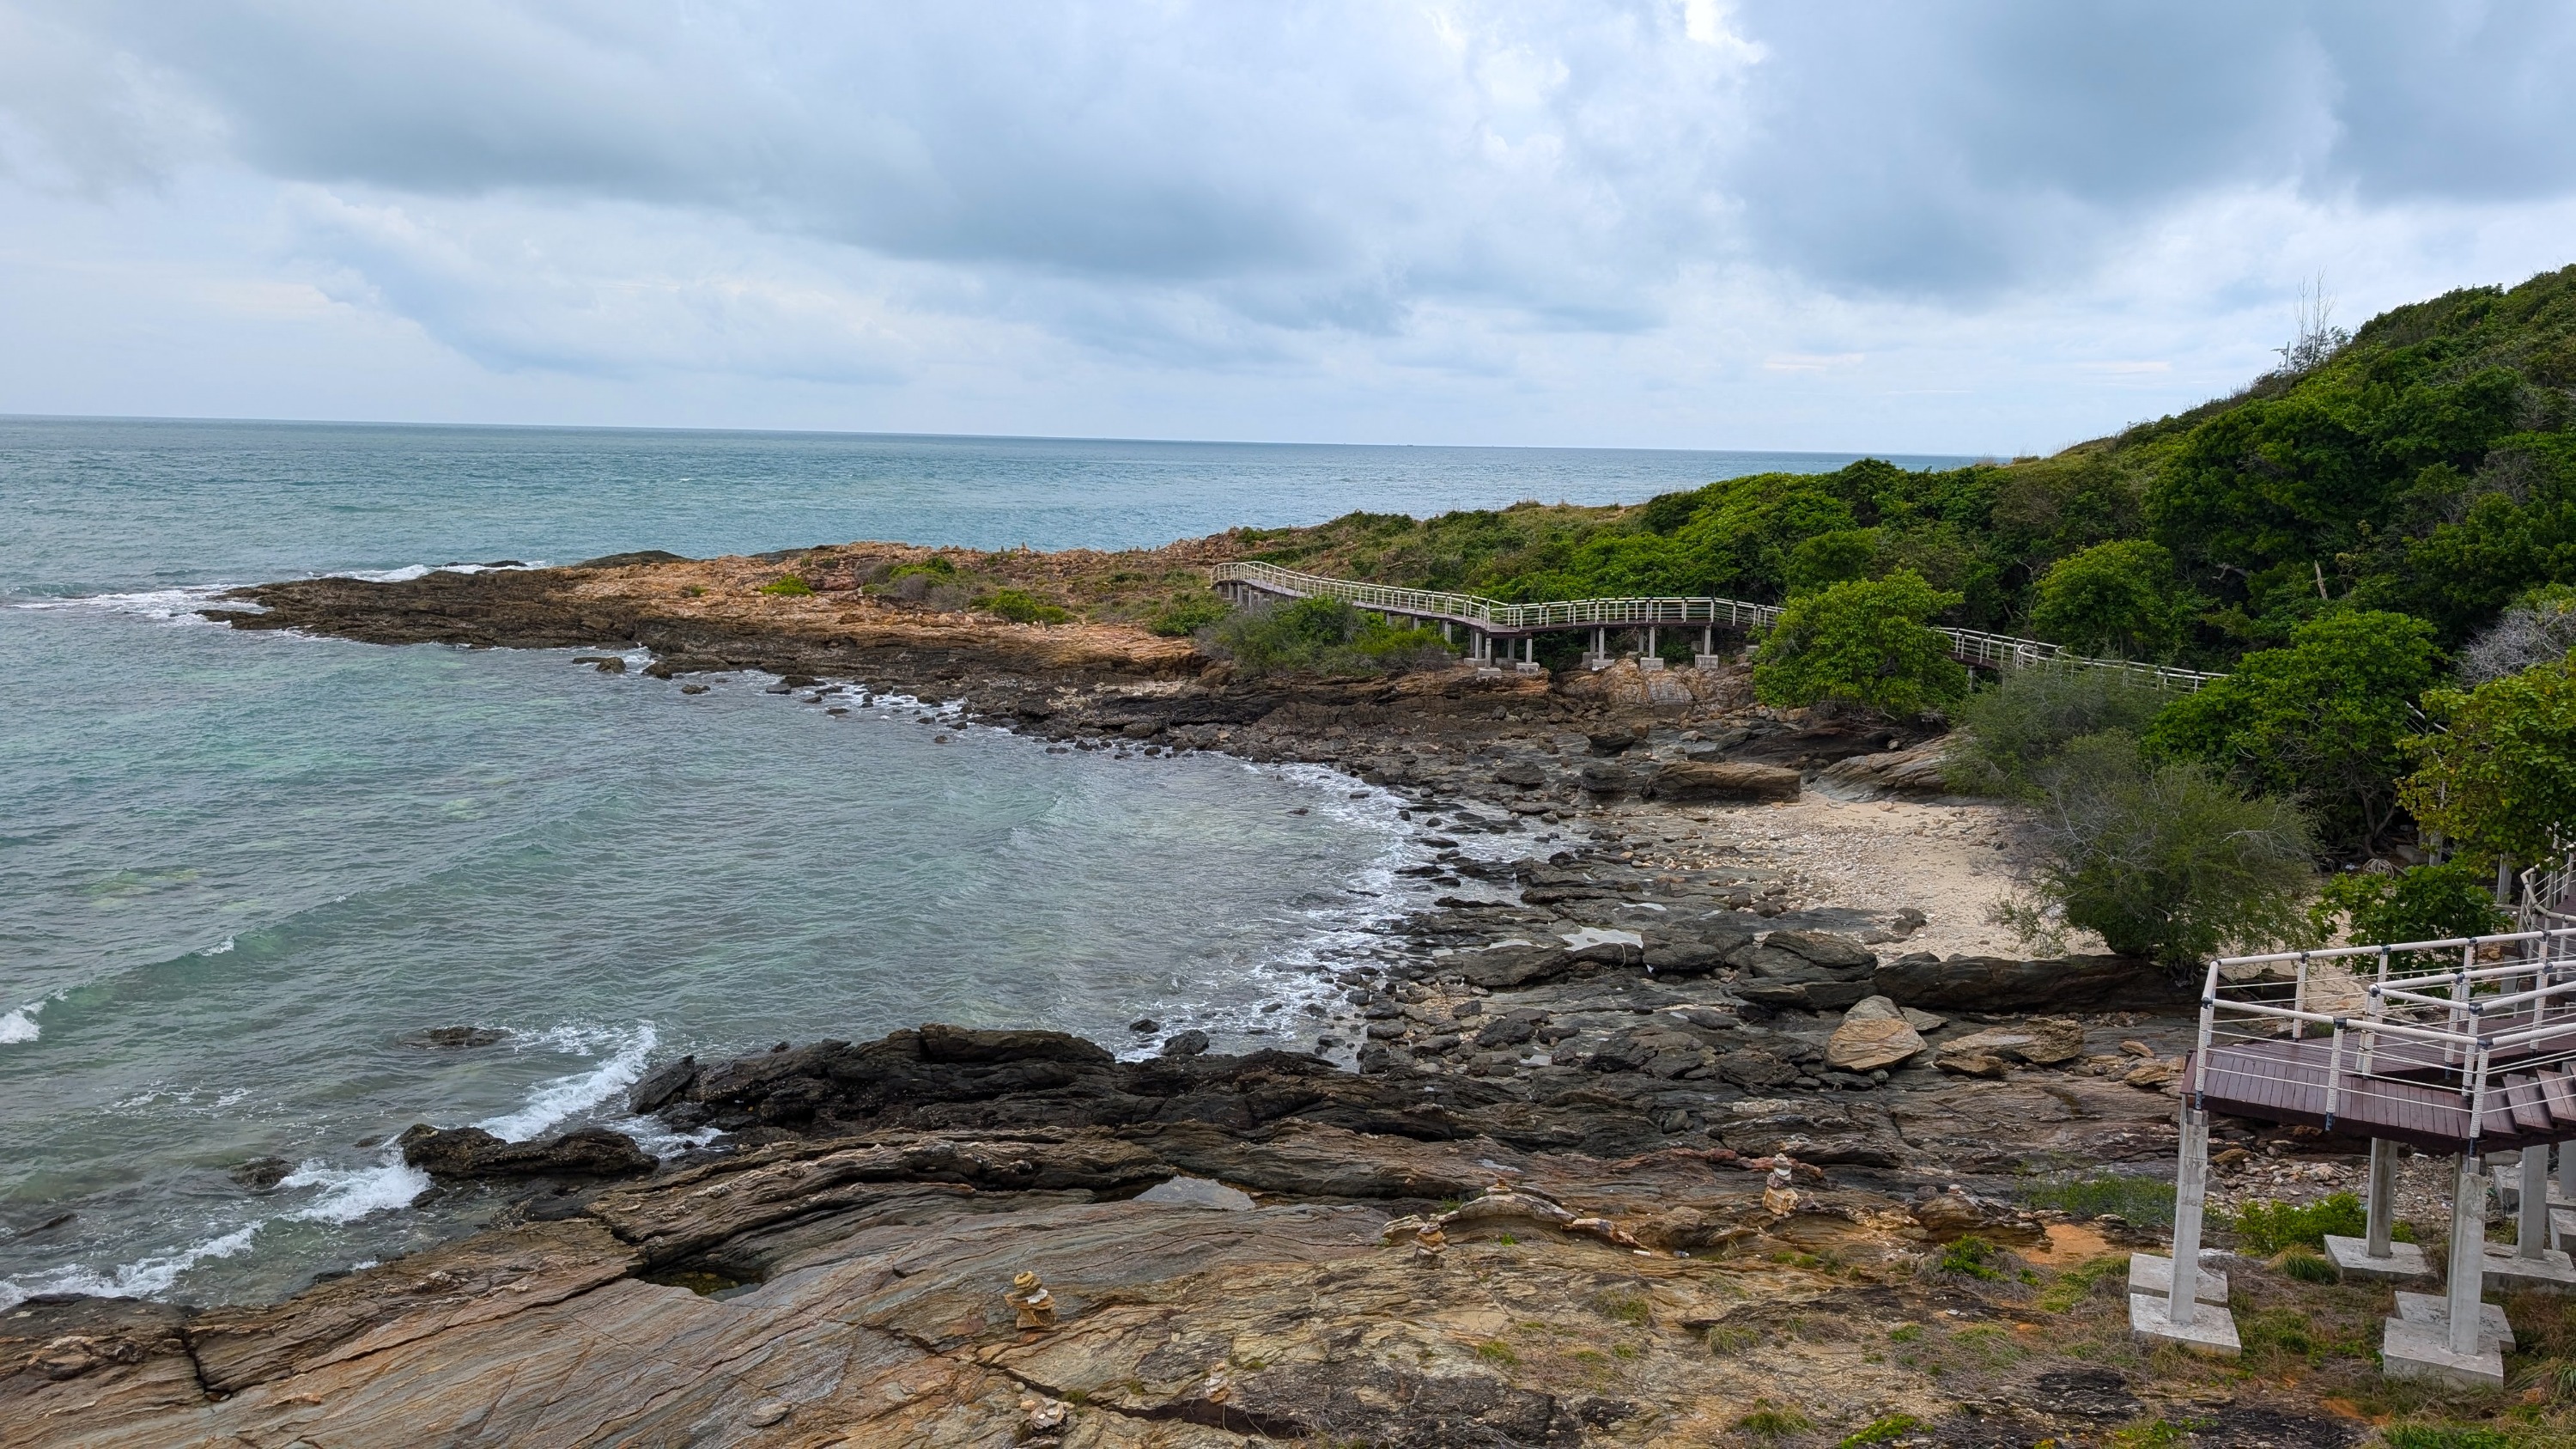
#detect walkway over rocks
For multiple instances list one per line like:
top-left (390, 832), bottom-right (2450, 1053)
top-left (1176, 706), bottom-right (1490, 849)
top-left (1211, 560), bottom-right (2224, 688)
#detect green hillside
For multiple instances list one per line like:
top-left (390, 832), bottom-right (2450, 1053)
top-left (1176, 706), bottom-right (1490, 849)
top-left (1240, 264), bottom-right (2576, 669)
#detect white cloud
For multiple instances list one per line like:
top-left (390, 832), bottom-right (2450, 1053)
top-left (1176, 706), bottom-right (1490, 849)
top-left (0, 2), bottom-right (2570, 451)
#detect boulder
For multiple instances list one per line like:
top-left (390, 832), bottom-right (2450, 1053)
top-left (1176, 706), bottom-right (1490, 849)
top-left (1644, 761), bottom-right (1801, 803)
top-left (1449, 944), bottom-right (1571, 989)
top-left (1576, 761), bottom-right (1636, 794)
top-left (1160, 1029), bottom-right (1212, 1057)
top-left (1933, 1019), bottom-right (2087, 1078)
top-left (1730, 931), bottom-right (1880, 1010)
top-left (1815, 742), bottom-right (1951, 797)
top-left (1492, 760), bottom-right (1547, 788)
top-left (1826, 996), bottom-right (1925, 1071)
top-left (397, 1125), bottom-right (654, 1181)
top-left (1871, 953), bottom-right (2187, 1014)
top-left (918, 1024), bottom-right (1116, 1066)
top-left (626, 1055), bottom-right (699, 1114)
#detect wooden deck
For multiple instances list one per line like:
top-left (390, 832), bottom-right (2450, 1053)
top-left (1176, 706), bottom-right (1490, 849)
top-left (2195, 1035), bottom-right (2576, 1154)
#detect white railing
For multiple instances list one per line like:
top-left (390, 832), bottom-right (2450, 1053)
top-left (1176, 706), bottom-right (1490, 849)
top-left (1211, 560), bottom-right (2227, 690)
top-left (2520, 850), bottom-right (2576, 932)
top-left (2193, 928), bottom-right (2576, 1148)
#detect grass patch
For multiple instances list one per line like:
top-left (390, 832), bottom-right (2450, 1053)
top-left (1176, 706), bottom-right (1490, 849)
top-left (2016, 1169), bottom-right (2176, 1228)
top-left (2036, 1255), bottom-right (2130, 1312)
top-left (2227, 1192), bottom-right (2414, 1254)
top-left (1473, 1340), bottom-right (1517, 1366)
top-left (757, 574), bottom-right (814, 596)
top-left (1836, 1413), bottom-right (1923, 1446)
top-left (2282, 1249), bottom-right (2339, 1283)
top-left (1734, 1401), bottom-right (1814, 1438)
top-left (1592, 1291), bottom-right (1651, 1325)
top-left (977, 587), bottom-right (1072, 624)
top-left (2382, 1429), bottom-right (2512, 1449)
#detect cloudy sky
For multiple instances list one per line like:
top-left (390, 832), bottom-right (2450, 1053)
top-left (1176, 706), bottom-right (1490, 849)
top-left (3, 2), bottom-right (2573, 453)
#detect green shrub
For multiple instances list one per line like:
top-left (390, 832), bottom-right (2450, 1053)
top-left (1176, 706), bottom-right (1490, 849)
top-left (2145, 610), bottom-right (2439, 852)
top-left (1935, 1236), bottom-right (2004, 1281)
top-left (1206, 597), bottom-right (1449, 678)
top-left (2001, 732), bottom-right (2318, 971)
top-left (1472, 1339), bottom-right (1517, 1366)
top-left (1752, 569), bottom-right (1970, 717)
top-left (2029, 539), bottom-right (2193, 660)
top-left (1945, 664), bottom-right (2172, 795)
top-left (887, 556), bottom-right (957, 580)
top-left (976, 588), bottom-right (1072, 625)
top-left (1149, 592), bottom-right (1231, 637)
top-left (2310, 861), bottom-right (2504, 947)
top-left (2227, 1192), bottom-right (2415, 1253)
top-left (2403, 650), bottom-right (2576, 867)
top-left (757, 574), bottom-right (814, 597)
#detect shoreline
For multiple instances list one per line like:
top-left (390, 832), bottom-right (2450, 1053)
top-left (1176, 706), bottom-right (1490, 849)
top-left (0, 549), bottom-right (2426, 1445)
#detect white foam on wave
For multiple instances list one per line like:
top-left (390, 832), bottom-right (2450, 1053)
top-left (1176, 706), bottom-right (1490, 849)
top-left (332, 561), bottom-right (546, 584)
top-left (0, 1001), bottom-right (40, 1045)
top-left (6, 585), bottom-right (231, 624)
top-left (282, 1156), bottom-right (432, 1224)
top-left (477, 1023), bottom-right (658, 1142)
top-left (0, 1226), bottom-right (259, 1312)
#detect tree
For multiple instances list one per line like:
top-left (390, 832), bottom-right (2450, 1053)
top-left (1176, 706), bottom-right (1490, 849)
top-left (1943, 663), bottom-right (2172, 795)
top-left (1751, 570), bottom-right (1968, 717)
top-left (2027, 539), bottom-right (2190, 660)
top-left (2144, 610), bottom-right (2439, 850)
top-left (2000, 733), bottom-right (2318, 974)
top-left (2309, 862), bottom-right (2503, 947)
top-left (2399, 652), bottom-right (2576, 866)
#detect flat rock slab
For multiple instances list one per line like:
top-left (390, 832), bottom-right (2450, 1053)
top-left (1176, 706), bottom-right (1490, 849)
top-left (2323, 1235), bottom-right (2433, 1283)
top-left (2382, 1318), bottom-right (2505, 1388)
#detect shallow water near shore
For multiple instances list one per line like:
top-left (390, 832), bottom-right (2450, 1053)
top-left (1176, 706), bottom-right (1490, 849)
top-left (0, 417), bottom-right (1969, 1307)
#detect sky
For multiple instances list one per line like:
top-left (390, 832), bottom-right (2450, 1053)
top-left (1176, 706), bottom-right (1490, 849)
top-left (2, 2), bottom-right (2573, 454)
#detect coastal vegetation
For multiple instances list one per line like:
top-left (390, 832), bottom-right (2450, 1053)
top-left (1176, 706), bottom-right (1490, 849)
top-left (1203, 596), bottom-right (1449, 678)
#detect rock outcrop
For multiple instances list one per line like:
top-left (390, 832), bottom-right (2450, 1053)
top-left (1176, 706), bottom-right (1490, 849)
top-left (1872, 952), bottom-right (2188, 1013)
top-left (397, 1124), bottom-right (657, 1181)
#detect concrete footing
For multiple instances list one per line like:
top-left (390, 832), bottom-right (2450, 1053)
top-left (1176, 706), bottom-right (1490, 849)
top-left (2555, 1205), bottom-right (2576, 1252)
top-left (1636, 657), bottom-right (1666, 672)
top-left (2323, 1234), bottom-right (2433, 1283)
top-left (1692, 654), bottom-right (1728, 671)
top-left (2481, 1243), bottom-right (2576, 1291)
top-left (2127, 1252), bottom-right (2229, 1303)
top-left (2128, 1293), bottom-right (2239, 1355)
top-left (1512, 661), bottom-right (1541, 674)
top-left (2393, 1290), bottom-right (2515, 1350)
top-left (2382, 1318), bottom-right (2506, 1387)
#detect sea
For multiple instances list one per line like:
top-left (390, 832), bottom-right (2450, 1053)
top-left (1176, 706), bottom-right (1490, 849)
top-left (0, 417), bottom-right (1972, 1308)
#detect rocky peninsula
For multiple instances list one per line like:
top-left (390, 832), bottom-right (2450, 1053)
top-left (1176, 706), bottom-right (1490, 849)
top-left (1, 545), bottom-right (2543, 1446)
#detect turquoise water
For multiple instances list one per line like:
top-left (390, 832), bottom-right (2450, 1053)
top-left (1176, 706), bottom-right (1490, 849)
top-left (0, 417), bottom-right (1969, 1306)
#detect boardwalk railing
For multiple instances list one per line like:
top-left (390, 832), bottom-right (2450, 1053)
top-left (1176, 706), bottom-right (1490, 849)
top-left (2191, 930), bottom-right (2576, 1153)
top-left (1210, 560), bottom-right (2225, 689)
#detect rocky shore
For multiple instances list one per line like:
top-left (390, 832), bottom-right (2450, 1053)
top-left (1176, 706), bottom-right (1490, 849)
top-left (0, 551), bottom-right (2529, 1445)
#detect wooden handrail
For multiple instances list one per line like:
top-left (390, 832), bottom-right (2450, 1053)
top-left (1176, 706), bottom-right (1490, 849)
top-left (1209, 560), bottom-right (2225, 690)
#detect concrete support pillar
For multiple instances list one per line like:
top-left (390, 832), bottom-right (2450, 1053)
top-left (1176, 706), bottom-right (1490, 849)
top-left (1591, 626), bottom-right (1605, 661)
top-left (1646, 625), bottom-right (1658, 657)
top-left (1701, 625), bottom-right (1713, 655)
top-left (2523, 1148), bottom-right (2551, 1259)
top-left (2166, 1107), bottom-right (2210, 1328)
top-left (1441, 619), bottom-right (1453, 644)
top-left (2447, 1157), bottom-right (2490, 1357)
top-left (2367, 1138), bottom-right (2397, 1257)
top-left (1524, 636), bottom-right (1535, 664)
top-left (2561, 1140), bottom-right (2575, 1200)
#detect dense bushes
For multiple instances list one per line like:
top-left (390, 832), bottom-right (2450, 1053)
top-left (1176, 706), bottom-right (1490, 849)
top-left (1205, 597), bottom-right (1450, 678)
top-left (1147, 591), bottom-right (1231, 637)
top-left (2401, 650), bottom-right (2576, 864)
top-left (1944, 666), bottom-right (2171, 795)
top-left (2310, 861), bottom-right (2503, 946)
top-left (976, 588), bottom-right (1072, 624)
top-left (2026, 540), bottom-right (2191, 659)
top-left (1750, 571), bottom-right (1968, 716)
top-left (1999, 734), bottom-right (2317, 972)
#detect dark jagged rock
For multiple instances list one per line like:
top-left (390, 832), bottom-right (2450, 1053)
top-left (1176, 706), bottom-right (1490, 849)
top-left (1873, 952), bottom-right (2186, 1013)
top-left (397, 1125), bottom-right (655, 1181)
top-left (1730, 930), bottom-right (1879, 1010)
top-left (1644, 760), bottom-right (1801, 802)
top-left (625, 1054), bottom-right (698, 1113)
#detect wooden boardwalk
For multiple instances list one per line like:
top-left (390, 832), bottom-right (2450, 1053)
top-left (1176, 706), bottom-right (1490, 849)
top-left (1208, 560), bottom-right (2226, 690)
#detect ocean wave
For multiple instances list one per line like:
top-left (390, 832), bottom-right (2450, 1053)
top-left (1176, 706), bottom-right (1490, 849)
top-left (282, 1157), bottom-right (432, 1224)
top-left (0, 1225), bottom-right (259, 1312)
top-left (331, 561), bottom-right (546, 584)
top-left (5, 585), bottom-right (232, 623)
top-left (477, 1023), bottom-right (658, 1142)
top-left (0, 1001), bottom-right (40, 1045)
